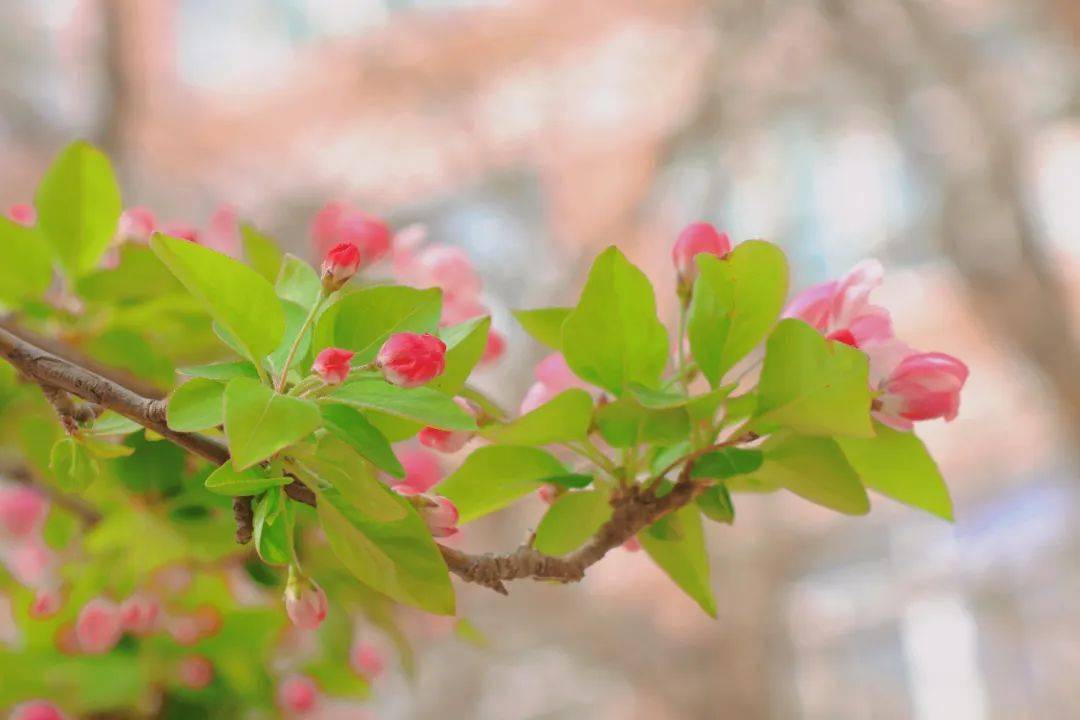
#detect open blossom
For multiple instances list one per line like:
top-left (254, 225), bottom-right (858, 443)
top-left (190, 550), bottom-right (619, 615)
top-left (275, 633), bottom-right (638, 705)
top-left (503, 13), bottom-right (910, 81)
top-left (6, 203), bottom-right (36, 226)
top-left (117, 206), bottom-right (157, 241)
top-left (672, 222), bottom-right (732, 283)
top-left (278, 674), bottom-right (320, 714)
top-left (418, 397), bottom-right (478, 453)
top-left (519, 353), bottom-right (590, 415)
top-left (312, 347), bottom-right (354, 385)
top-left (9, 700), bottom-right (67, 720)
top-left (178, 655), bottom-right (214, 690)
top-left (376, 332), bottom-right (446, 387)
top-left (395, 448), bottom-right (442, 492)
top-left (784, 260), bottom-right (893, 347)
top-left (393, 487), bottom-right (459, 537)
top-left (321, 242), bottom-right (362, 292)
top-left (350, 642), bottom-right (385, 679)
top-left (875, 352), bottom-right (969, 430)
top-left (0, 484), bottom-right (49, 539)
top-left (119, 594), bottom-right (160, 635)
top-left (285, 574), bottom-right (328, 631)
top-left (75, 597), bottom-right (123, 654)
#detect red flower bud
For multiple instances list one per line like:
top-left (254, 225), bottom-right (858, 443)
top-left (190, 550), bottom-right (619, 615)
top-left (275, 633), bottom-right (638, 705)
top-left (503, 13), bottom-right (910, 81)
top-left (285, 572), bottom-right (328, 631)
top-left (312, 347), bottom-right (355, 385)
top-left (9, 700), bottom-right (67, 720)
top-left (418, 397), bottom-right (478, 453)
top-left (119, 593), bottom-right (160, 635)
top-left (376, 332), bottom-right (446, 388)
top-left (178, 655), bottom-right (214, 690)
top-left (6, 204), bottom-right (36, 227)
top-left (338, 211), bottom-right (391, 265)
top-left (75, 597), bottom-right (122, 654)
top-left (321, 241), bottom-right (362, 292)
top-left (537, 484), bottom-right (557, 505)
top-left (876, 352), bottom-right (969, 430)
top-left (278, 674), bottom-right (320, 714)
top-left (393, 487), bottom-right (459, 537)
top-left (672, 222), bottom-right (731, 283)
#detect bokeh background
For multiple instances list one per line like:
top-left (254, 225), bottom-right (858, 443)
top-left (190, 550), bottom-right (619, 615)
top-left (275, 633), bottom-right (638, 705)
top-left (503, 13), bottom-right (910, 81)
top-left (2, 1), bottom-right (1078, 718)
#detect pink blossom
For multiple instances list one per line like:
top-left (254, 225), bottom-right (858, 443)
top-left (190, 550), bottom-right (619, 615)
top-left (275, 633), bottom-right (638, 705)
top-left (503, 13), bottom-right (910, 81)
top-left (9, 700), bottom-right (67, 720)
top-left (75, 598), bottom-right (122, 654)
top-left (321, 241), bottom-right (362, 292)
top-left (395, 448), bottom-right (442, 492)
top-left (2, 539), bottom-right (56, 588)
top-left (418, 397), bottom-right (478, 453)
top-left (6, 204), bottom-right (36, 227)
top-left (161, 221), bottom-right (200, 243)
top-left (310, 201), bottom-right (348, 255)
top-left (393, 488), bottom-right (459, 537)
top-left (350, 642), bottom-right (385, 679)
top-left (312, 347), bottom-right (355, 385)
top-left (537, 484), bottom-right (557, 505)
top-left (876, 352), bottom-right (969, 430)
top-left (117, 206), bottom-right (157, 242)
top-left (784, 260), bottom-right (893, 347)
top-left (29, 587), bottom-right (63, 619)
top-left (200, 204), bottom-right (242, 258)
top-left (0, 484), bottom-right (48, 539)
top-left (310, 201), bottom-right (391, 265)
top-left (278, 674), bottom-right (320, 715)
top-left (518, 353), bottom-right (590, 415)
top-left (480, 329), bottom-right (506, 366)
top-left (671, 222), bottom-right (731, 282)
top-left (119, 594), bottom-right (160, 635)
top-left (622, 536), bottom-right (642, 553)
top-left (178, 655), bottom-right (214, 690)
top-left (284, 576), bottom-right (328, 631)
top-left (376, 333), bottom-right (446, 387)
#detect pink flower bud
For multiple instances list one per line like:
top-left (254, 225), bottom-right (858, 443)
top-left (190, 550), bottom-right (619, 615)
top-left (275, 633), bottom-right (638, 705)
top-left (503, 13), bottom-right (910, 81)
top-left (0, 485), bottom-right (48, 540)
top-left (117, 206), bottom-right (157, 242)
top-left (418, 397), bottom-right (478, 453)
top-left (321, 241), bottom-right (363, 292)
top-left (9, 700), bottom-right (67, 720)
top-left (312, 347), bottom-right (355, 385)
top-left (877, 352), bottom-right (969, 430)
top-left (537, 484), bottom-right (556, 505)
top-left (278, 674), bottom-right (320, 715)
top-left (622, 536), bottom-right (642, 553)
top-left (376, 332), bottom-right (446, 388)
top-left (2, 539), bottom-right (56, 588)
top-left (161, 221), bottom-right (200, 243)
top-left (518, 353), bottom-right (591, 415)
top-left (826, 328), bottom-right (857, 347)
top-left (119, 594), bottom-right (160, 635)
top-left (480, 329), bottom-right (506, 366)
top-left (178, 654), bottom-right (214, 690)
top-left (6, 204), bottom-right (36, 227)
top-left (671, 222), bottom-right (731, 282)
top-left (29, 587), bottom-right (63, 619)
top-left (395, 448), bottom-right (442, 492)
top-left (75, 597), bottom-right (122, 654)
top-left (393, 488), bottom-right (459, 538)
top-left (350, 642), bottom-right (385, 679)
top-left (338, 211), bottom-right (391, 266)
top-left (285, 575), bottom-right (328, 631)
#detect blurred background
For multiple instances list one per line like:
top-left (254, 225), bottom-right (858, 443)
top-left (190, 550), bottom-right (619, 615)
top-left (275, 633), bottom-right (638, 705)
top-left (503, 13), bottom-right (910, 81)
top-left (1, 0), bottom-right (1078, 718)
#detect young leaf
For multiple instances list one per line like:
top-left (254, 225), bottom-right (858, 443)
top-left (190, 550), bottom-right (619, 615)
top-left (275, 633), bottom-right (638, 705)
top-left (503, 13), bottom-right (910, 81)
top-left (204, 464), bottom-right (290, 496)
top-left (640, 505), bottom-right (716, 617)
top-left (76, 435), bottom-right (135, 459)
top-left (276, 254), bottom-right (322, 310)
top-left (687, 243), bottom-right (788, 387)
top-left (512, 307), bottom-right (571, 350)
top-left (166, 378), bottom-right (225, 432)
top-left (595, 399), bottom-right (690, 449)
top-left (317, 486), bottom-right (455, 615)
top-left (749, 433), bottom-right (870, 515)
top-left (224, 378), bottom-right (321, 470)
top-left (312, 286), bottom-right (441, 361)
top-left (297, 438), bottom-right (406, 522)
top-left (151, 233), bottom-right (285, 362)
top-left (253, 490), bottom-right (294, 565)
top-left (480, 389), bottom-right (593, 446)
top-left (49, 437), bottom-right (99, 493)
top-left (837, 422), bottom-right (953, 520)
top-left (329, 379), bottom-right (476, 431)
top-left (698, 485), bottom-right (735, 524)
top-left (241, 223), bottom-right (283, 281)
top-left (34, 140), bottom-right (122, 277)
top-left (437, 446), bottom-right (566, 523)
top-left (429, 316), bottom-right (490, 394)
top-left (179, 360), bottom-right (260, 381)
top-left (754, 319), bottom-right (874, 438)
top-left (532, 489), bottom-right (612, 556)
top-left (320, 404), bottom-right (404, 478)
top-left (0, 217), bottom-right (53, 305)
top-left (562, 246), bottom-right (669, 396)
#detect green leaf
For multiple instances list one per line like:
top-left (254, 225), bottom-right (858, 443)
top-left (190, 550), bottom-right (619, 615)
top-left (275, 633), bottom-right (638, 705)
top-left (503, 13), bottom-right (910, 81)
top-left (429, 316), bottom-right (490, 394)
top-left (179, 360), bottom-right (260, 381)
top-left (0, 217), bottom-right (53, 305)
top-left (513, 307), bottom-right (570, 349)
top-left (150, 233), bottom-right (285, 362)
top-left (562, 246), bottom-right (669, 396)
top-left (87, 411), bottom-right (141, 437)
top-left (204, 464), bottom-right (290, 496)
top-left (112, 434), bottom-right (185, 495)
top-left (691, 448), bottom-right (763, 480)
top-left (437, 446), bottom-right (566, 523)
top-left (34, 140), bottom-right (122, 276)
top-left (595, 399), bottom-right (690, 448)
top-left (241, 223), bottom-right (283, 282)
top-left (312, 286), bottom-right (441, 362)
top-left (320, 403), bottom-right (404, 478)
top-left (754, 319), bottom-right (874, 438)
top-left (253, 490), bottom-right (294, 565)
top-left (167, 378), bottom-right (225, 432)
top-left (748, 434), bottom-right (869, 515)
top-left (837, 422), bottom-right (953, 520)
top-left (224, 378), bottom-right (321, 470)
top-left (543, 473), bottom-right (594, 489)
top-left (481, 389), bottom-right (593, 445)
top-left (49, 437), bottom-right (99, 493)
top-left (698, 485), bottom-right (735, 524)
top-left (75, 434), bottom-right (135, 459)
top-left (329, 379), bottom-right (476, 430)
top-left (533, 489), bottom-right (612, 556)
top-left (275, 254), bottom-right (322, 310)
top-left (687, 243), bottom-right (788, 387)
top-left (640, 505), bottom-right (716, 616)
top-left (317, 486), bottom-right (455, 614)
top-left (297, 438), bottom-right (406, 522)
top-left (77, 244), bottom-right (183, 302)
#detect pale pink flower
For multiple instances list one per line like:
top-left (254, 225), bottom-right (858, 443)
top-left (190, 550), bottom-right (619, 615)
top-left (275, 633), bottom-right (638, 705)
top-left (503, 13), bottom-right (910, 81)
top-left (393, 487), bottom-right (459, 537)
top-left (178, 654), bottom-right (214, 690)
top-left (2, 539), bottom-right (56, 588)
top-left (395, 448), bottom-right (442, 492)
top-left (284, 576), bottom-right (328, 631)
top-left (0, 484), bottom-right (49, 539)
top-left (784, 260), bottom-right (894, 348)
top-left (6, 203), bottom-right (36, 227)
top-left (875, 352), bottom-right (969, 430)
top-left (9, 700), bottom-right (67, 720)
top-left (75, 598), bottom-right (122, 654)
top-left (29, 587), bottom-right (63, 620)
top-left (518, 353), bottom-right (591, 415)
top-left (278, 674), bottom-right (320, 715)
top-left (119, 594), bottom-right (160, 635)
top-left (671, 222), bottom-right (731, 283)
top-left (117, 206), bottom-right (157, 242)
top-left (201, 204), bottom-right (242, 258)
top-left (480, 329), bottom-right (506, 366)
top-left (350, 642), bottom-right (385, 679)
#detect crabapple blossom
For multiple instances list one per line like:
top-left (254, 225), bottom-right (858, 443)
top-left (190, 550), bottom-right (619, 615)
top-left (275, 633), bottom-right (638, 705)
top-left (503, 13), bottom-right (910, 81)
top-left (278, 674), bottom-right (320, 714)
top-left (393, 486), bottom-right (459, 537)
top-left (321, 242), bottom-right (363, 293)
top-left (6, 204), bottom-right (36, 226)
top-left (312, 347), bottom-right (354, 385)
top-left (119, 594), bottom-right (160, 635)
top-left (350, 642), bottom-right (385, 679)
top-left (117, 206), bottom-right (157, 241)
top-left (0, 484), bottom-right (48, 539)
top-left (875, 352), bottom-right (969, 430)
top-left (178, 655), bottom-right (214, 690)
top-left (672, 222), bottom-right (731, 284)
top-left (519, 352), bottom-right (591, 415)
top-left (395, 448), bottom-right (442, 492)
top-left (75, 597), bottom-right (123, 654)
top-left (284, 572), bottom-right (328, 631)
top-left (376, 332), bottom-right (446, 387)
top-left (418, 397), bottom-right (479, 453)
